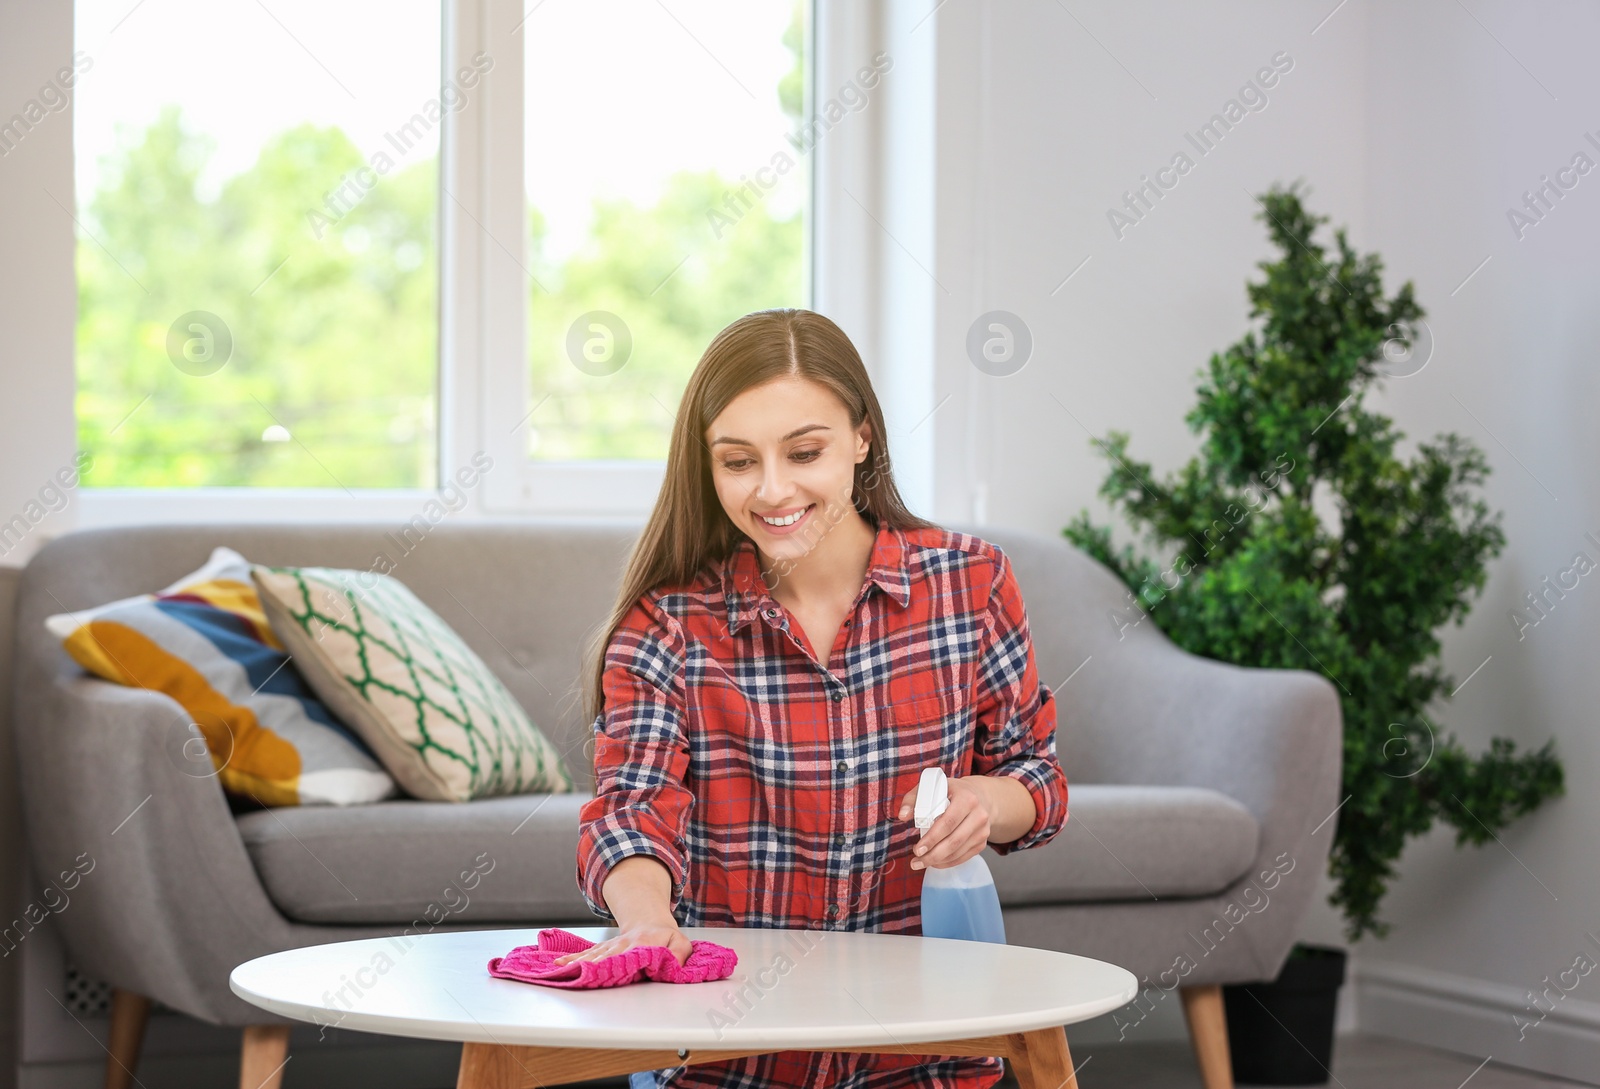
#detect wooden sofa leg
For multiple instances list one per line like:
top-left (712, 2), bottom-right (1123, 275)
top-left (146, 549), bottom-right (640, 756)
top-left (239, 1024), bottom-right (292, 1089)
top-left (105, 988), bottom-right (150, 1089)
top-left (1180, 984), bottom-right (1234, 1089)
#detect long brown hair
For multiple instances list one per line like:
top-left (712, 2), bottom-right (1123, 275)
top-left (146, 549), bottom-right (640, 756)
top-left (581, 307), bottom-right (936, 726)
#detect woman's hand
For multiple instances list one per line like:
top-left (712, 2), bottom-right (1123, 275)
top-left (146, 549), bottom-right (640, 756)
top-left (551, 922), bottom-right (692, 968)
top-left (895, 774), bottom-right (995, 870)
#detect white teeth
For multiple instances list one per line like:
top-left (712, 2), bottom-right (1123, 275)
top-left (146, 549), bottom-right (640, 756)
top-left (761, 505), bottom-right (810, 527)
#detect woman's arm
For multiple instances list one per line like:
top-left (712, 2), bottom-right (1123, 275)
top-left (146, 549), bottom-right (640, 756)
top-left (898, 549), bottom-right (1069, 870)
top-left (899, 773), bottom-right (1039, 870)
top-left (565, 597), bottom-right (696, 967)
top-left (556, 855), bottom-right (692, 967)
top-left (576, 596), bottom-right (695, 920)
top-left (968, 773), bottom-right (1038, 846)
top-left (598, 854), bottom-right (680, 929)
top-left (968, 548), bottom-right (1070, 854)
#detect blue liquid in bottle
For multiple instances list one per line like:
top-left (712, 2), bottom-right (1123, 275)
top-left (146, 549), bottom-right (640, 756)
top-left (920, 856), bottom-right (1008, 944)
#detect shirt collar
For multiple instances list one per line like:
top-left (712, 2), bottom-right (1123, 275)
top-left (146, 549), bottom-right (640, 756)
top-left (720, 518), bottom-right (913, 634)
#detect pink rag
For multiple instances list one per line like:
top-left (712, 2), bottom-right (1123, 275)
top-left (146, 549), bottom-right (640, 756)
top-left (486, 928), bottom-right (738, 989)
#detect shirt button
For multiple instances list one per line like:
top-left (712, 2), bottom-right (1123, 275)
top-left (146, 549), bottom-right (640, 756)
top-left (834, 833), bottom-right (845, 846)
top-left (830, 689), bottom-right (844, 702)
top-left (836, 759), bottom-right (848, 773)
top-left (763, 607), bottom-right (780, 619)
top-left (826, 904), bottom-right (838, 917)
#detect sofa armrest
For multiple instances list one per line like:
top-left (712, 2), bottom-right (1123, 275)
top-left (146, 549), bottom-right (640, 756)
top-left (12, 671), bottom-right (295, 1020)
top-left (1064, 632), bottom-right (1345, 981)
top-left (1066, 633), bottom-right (1343, 834)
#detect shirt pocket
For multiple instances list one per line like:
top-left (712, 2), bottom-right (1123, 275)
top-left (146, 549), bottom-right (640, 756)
top-left (892, 690), bottom-right (951, 732)
top-left (890, 692), bottom-right (955, 772)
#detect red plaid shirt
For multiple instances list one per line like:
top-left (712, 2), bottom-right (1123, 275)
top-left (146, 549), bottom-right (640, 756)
top-left (577, 519), bottom-right (1069, 1089)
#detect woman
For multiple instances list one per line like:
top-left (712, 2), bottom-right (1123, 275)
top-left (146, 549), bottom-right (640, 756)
top-left (567, 308), bottom-right (1069, 1089)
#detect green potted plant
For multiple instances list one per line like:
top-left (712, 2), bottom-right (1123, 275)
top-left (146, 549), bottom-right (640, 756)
top-left (1064, 181), bottom-right (1565, 1084)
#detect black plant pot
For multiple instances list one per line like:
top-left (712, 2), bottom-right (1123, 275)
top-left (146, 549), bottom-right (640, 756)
top-left (1223, 944), bottom-right (1347, 1085)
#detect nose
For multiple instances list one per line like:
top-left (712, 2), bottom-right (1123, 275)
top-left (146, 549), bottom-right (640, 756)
top-left (756, 457), bottom-right (792, 505)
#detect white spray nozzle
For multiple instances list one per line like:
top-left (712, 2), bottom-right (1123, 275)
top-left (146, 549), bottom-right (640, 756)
top-left (913, 767), bottom-right (949, 833)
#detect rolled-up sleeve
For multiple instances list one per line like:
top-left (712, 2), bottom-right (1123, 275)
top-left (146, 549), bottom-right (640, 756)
top-left (575, 595), bottom-right (695, 921)
top-left (971, 549), bottom-right (1069, 855)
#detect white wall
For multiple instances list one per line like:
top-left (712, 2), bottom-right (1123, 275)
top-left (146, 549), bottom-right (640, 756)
top-left (1350, 0), bottom-right (1600, 1075)
top-left (2, 0), bottom-right (1597, 1081)
top-left (0, 0), bottom-right (79, 570)
top-left (932, 0), bottom-right (1370, 539)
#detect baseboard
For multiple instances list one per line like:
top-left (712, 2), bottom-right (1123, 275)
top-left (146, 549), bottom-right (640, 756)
top-left (1355, 958), bottom-right (1600, 1086)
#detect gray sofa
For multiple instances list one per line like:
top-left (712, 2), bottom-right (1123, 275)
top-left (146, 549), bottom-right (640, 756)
top-left (9, 520), bottom-right (1341, 1089)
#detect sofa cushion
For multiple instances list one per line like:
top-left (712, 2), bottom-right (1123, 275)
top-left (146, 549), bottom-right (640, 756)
top-left (237, 792), bottom-right (595, 924)
top-left (43, 546), bottom-right (397, 808)
top-left (986, 784), bottom-right (1259, 903)
top-left (251, 563), bottom-right (575, 802)
top-left (237, 783), bottom-right (1259, 925)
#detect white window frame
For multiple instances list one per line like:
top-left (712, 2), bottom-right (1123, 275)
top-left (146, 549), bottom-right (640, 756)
top-left (77, 0), bottom-right (838, 527)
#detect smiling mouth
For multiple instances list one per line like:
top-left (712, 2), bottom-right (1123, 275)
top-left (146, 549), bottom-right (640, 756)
top-left (758, 503), bottom-right (815, 528)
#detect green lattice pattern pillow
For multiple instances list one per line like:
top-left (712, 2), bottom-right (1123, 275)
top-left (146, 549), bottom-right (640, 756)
top-left (251, 564), bottom-right (574, 802)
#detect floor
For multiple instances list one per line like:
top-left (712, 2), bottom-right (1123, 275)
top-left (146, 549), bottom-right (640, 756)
top-left (563, 1034), bottom-right (1596, 1088)
top-left (1000, 1033), bottom-right (1595, 1089)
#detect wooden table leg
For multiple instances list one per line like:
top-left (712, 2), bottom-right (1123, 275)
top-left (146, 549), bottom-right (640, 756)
top-left (457, 1043), bottom-right (527, 1089)
top-left (1005, 1025), bottom-right (1079, 1089)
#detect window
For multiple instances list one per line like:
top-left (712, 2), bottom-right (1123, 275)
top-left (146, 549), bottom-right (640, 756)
top-left (73, 0), bottom-right (444, 489)
top-left (71, 0), bottom-right (811, 509)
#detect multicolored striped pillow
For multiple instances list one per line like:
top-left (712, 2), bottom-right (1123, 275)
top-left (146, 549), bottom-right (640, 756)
top-left (44, 546), bottom-right (398, 807)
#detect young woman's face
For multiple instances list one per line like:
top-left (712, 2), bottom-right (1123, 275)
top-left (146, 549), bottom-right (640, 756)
top-left (705, 376), bottom-right (871, 564)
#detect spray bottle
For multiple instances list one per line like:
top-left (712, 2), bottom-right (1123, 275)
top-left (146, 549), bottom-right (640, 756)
top-left (913, 766), bottom-right (1007, 944)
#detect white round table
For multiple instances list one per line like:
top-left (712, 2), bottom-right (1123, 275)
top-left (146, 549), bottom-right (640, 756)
top-left (230, 926), bottom-right (1138, 1089)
